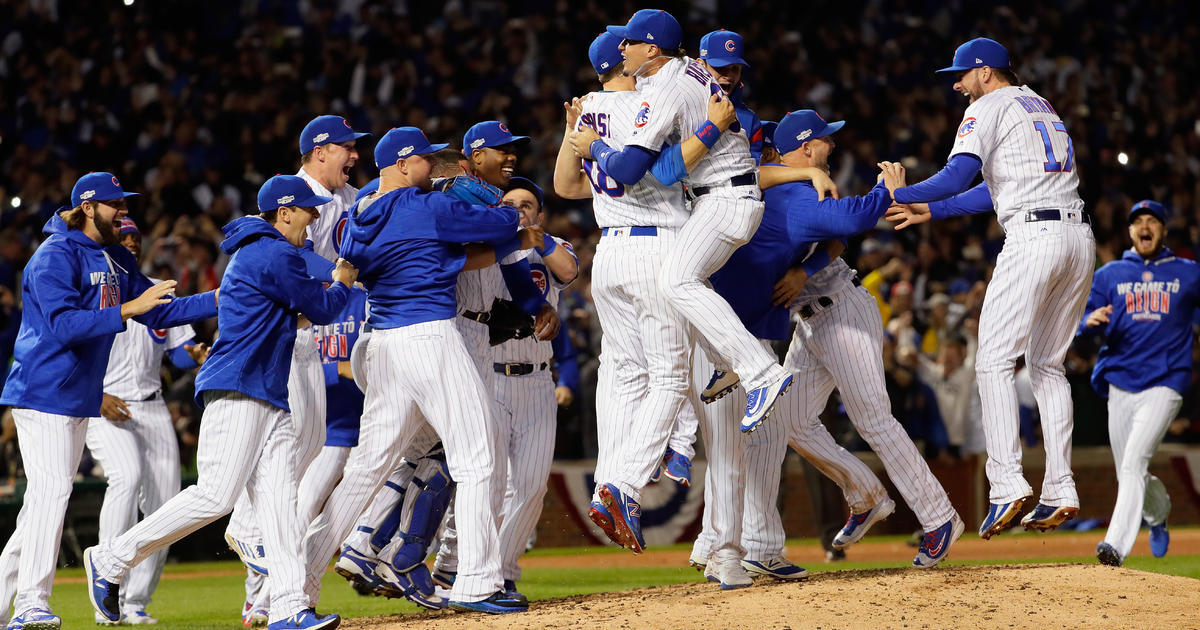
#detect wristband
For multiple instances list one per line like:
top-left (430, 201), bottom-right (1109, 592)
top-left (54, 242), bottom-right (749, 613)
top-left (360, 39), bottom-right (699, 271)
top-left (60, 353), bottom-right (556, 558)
top-left (590, 139), bottom-right (614, 161)
top-left (536, 234), bottom-right (557, 256)
top-left (696, 120), bottom-right (721, 149)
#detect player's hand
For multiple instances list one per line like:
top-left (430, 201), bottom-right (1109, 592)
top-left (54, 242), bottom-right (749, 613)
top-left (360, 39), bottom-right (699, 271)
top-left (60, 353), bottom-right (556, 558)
top-left (877, 161), bottom-right (907, 196)
top-left (772, 268), bottom-right (809, 306)
top-left (184, 342), bottom-right (210, 366)
top-left (564, 97), bottom-right (585, 130)
top-left (555, 385), bottom-right (574, 407)
top-left (707, 93), bottom-right (737, 132)
top-left (100, 394), bottom-right (131, 422)
top-left (332, 258), bottom-right (359, 287)
top-left (533, 303), bottom-right (561, 341)
top-left (1085, 305), bottom-right (1113, 328)
top-left (808, 169), bottom-right (839, 201)
top-left (121, 280), bottom-right (177, 321)
top-left (567, 127), bottom-right (602, 160)
top-left (885, 202), bottom-right (931, 230)
top-left (518, 226), bottom-right (546, 250)
top-left (337, 360), bottom-right (354, 380)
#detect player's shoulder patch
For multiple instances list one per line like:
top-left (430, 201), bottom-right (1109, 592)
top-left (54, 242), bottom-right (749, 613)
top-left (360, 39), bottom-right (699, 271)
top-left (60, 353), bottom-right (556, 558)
top-left (148, 327), bottom-right (169, 344)
top-left (957, 117), bottom-right (978, 137)
top-left (634, 101), bottom-right (651, 128)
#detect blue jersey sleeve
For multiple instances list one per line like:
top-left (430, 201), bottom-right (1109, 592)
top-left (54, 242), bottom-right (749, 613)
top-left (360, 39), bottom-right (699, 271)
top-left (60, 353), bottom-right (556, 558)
top-left (893, 154), bottom-right (982, 204)
top-left (259, 246), bottom-right (350, 325)
top-left (800, 247), bottom-right (833, 277)
top-left (783, 182), bottom-right (892, 243)
top-left (650, 144), bottom-right (688, 186)
top-left (166, 344), bottom-right (199, 369)
top-left (429, 193), bottom-right (521, 245)
top-left (929, 182), bottom-right (993, 220)
top-left (552, 322), bottom-right (580, 393)
top-left (500, 258), bottom-right (547, 316)
top-left (591, 142), bottom-right (660, 186)
top-left (26, 249), bottom-right (125, 345)
top-left (1077, 267), bottom-right (1110, 337)
top-left (299, 240), bottom-right (335, 281)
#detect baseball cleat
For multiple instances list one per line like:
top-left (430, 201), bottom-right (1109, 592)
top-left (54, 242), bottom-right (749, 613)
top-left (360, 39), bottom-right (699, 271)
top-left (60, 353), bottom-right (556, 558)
top-left (588, 499), bottom-right (623, 547)
top-left (704, 556), bottom-right (753, 590)
top-left (266, 609), bottom-right (339, 630)
top-left (503, 579), bottom-right (526, 600)
top-left (431, 568), bottom-right (457, 589)
top-left (663, 450), bottom-right (692, 487)
top-left (1020, 503), bottom-right (1078, 532)
top-left (912, 515), bottom-right (965, 568)
top-left (832, 497), bottom-right (896, 549)
top-left (701, 369), bottom-right (740, 403)
top-left (649, 463), bottom-right (663, 484)
top-left (333, 546), bottom-right (393, 597)
top-left (688, 550), bottom-right (709, 571)
top-left (741, 373), bottom-right (793, 433)
top-left (741, 557), bottom-right (808, 580)
top-left (978, 496), bottom-right (1030, 539)
top-left (95, 611), bottom-right (120, 626)
top-left (8, 608), bottom-right (62, 630)
top-left (123, 610), bottom-right (158, 625)
top-left (449, 590), bottom-right (528, 615)
top-left (84, 547), bottom-right (122, 623)
top-left (375, 563), bottom-right (447, 610)
top-left (225, 533), bottom-right (270, 576)
top-left (1096, 542), bottom-right (1122, 567)
top-left (242, 606), bottom-right (268, 628)
top-left (1149, 521), bottom-right (1169, 558)
top-left (598, 483), bottom-right (645, 554)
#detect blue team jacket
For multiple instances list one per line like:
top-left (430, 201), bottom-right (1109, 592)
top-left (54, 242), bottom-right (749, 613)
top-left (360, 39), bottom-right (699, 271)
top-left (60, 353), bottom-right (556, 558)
top-left (1079, 248), bottom-right (1200, 396)
top-left (339, 187), bottom-right (520, 329)
top-left (318, 285), bottom-right (368, 447)
top-left (1, 215), bottom-right (217, 417)
top-left (195, 216), bottom-right (350, 411)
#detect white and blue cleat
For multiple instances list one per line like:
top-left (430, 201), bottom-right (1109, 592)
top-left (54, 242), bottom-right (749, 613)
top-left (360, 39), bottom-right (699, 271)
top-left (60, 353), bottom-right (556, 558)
top-left (84, 547), bottom-right (122, 624)
top-left (978, 496), bottom-right (1030, 540)
top-left (832, 497), bottom-right (896, 550)
top-left (913, 515), bottom-right (965, 568)
top-left (1149, 521), bottom-right (1169, 558)
top-left (740, 373), bottom-right (793, 433)
top-left (700, 369), bottom-right (740, 404)
top-left (7, 608), bottom-right (62, 630)
top-left (266, 609), bottom-right (339, 630)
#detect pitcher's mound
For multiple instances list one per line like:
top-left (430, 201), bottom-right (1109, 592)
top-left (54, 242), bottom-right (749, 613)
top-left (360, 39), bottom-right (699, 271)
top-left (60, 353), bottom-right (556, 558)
top-left (343, 564), bottom-right (1199, 629)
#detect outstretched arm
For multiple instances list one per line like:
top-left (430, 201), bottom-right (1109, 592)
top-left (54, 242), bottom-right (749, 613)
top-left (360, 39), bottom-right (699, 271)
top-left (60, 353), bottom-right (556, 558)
top-left (891, 153), bottom-right (982, 204)
top-left (553, 97), bottom-right (592, 200)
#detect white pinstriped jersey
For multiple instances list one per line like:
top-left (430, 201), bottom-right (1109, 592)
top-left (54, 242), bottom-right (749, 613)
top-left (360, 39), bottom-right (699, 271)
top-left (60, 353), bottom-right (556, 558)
top-left (794, 257), bottom-right (857, 300)
top-left (628, 56), bottom-right (755, 187)
top-left (491, 237), bottom-right (573, 364)
top-left (102, 318), bottom-right (194, 401)
top-left (577, 90), bottom-right (689, 229)
top-left (297, 168), bottom-right (359, 261)
top-left (950, 85), bottom-right (1083, 225)
top-left (456, 249), bottom-right (530, 314)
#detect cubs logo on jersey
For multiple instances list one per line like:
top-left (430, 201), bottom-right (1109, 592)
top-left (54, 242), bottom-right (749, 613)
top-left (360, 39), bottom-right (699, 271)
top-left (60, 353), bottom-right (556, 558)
top-left (635, 102), bottom-right (651, 128)
top-left (958, 117), bottom-right (977, 137)
top-left (530, 264), bottom-right (550, 298)
top-left (333, 210), bottom-right (349, 253)
top-left (148, 328), bottom-right (170, 344)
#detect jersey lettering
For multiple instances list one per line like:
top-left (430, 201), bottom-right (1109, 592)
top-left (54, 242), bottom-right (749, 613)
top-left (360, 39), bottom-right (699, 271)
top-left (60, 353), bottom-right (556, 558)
top-left (1032, 121), bottom-right (1075, 172)
top-left (582, 160), bottom-right (625, 198)
top-left (684, 61), bottom-right (711, 84)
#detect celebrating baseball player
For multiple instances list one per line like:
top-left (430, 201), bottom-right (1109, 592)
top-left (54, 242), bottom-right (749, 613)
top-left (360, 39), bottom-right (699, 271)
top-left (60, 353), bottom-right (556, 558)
top-left (0, 172), bottom-right (217, 630)
top-left (84, 174), bottom-right (355, 630)
top-left (885, 37), bottom-right (1095, 538)
top-left (1079, 200), bottom-right (1199, 566)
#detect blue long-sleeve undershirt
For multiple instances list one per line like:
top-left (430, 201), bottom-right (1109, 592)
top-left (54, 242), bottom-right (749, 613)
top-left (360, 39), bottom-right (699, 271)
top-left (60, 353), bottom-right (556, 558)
top-left (500, 257), bottom-right (548, 316)
top-left (166, 344), bottom-right (198, 369)
top-left (892, 154), bottom-right (982, 204)
top-left (591, 142), bottom-right (659, 186)
top-left (929, 183), bottom-right (994, 220)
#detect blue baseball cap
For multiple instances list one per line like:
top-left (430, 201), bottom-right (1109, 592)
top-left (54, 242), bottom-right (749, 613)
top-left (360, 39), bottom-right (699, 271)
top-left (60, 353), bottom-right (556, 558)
top-left (505, 176), bottom-right (544, 209)
top-left (774, 110), bottom-right (845, 156)
top-left (256, 175), bottom-right (334, 213)
top-left (375, 127), bottom-right (450, 170)
top-left (1129, 199), bottom-right (1167, 224)
top-left (760, 121), bottom-right (778, 149)
top-left (71, 172), bottom-right (139, 208)
top-left (606, 9), bottom-right (682, 50)
top-left (588, 32), bottom-right (625, 75)
top-left (699, 30), bottom-right (748, 68)
top-left (936, 38), bottom-right (1010, 74)
top-left (462, 121), bottom-right (530, 157)
top-left (299, 115), bottom-right (371, 155)
top-left (354, 177), bottom-right (380, 204)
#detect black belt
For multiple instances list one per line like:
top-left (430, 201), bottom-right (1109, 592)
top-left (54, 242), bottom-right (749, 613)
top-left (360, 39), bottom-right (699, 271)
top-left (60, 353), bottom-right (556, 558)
top-left (1026, 209), bottom-right (1090, 224)
top-left (462, 310), bottom-right (490, 323)
top-left (798, 296), bottom-right (834, 320)
top-left (494, 362), bottom-right (549, 376)
top-left (141, 392), bottom-right (160, 402)
top-left (688, 172), bottom-right (757, 198)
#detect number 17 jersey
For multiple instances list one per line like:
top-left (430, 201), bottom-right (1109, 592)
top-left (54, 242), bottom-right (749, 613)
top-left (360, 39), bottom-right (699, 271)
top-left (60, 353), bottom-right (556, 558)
top-left (577, 90), bottom-right (689, 230)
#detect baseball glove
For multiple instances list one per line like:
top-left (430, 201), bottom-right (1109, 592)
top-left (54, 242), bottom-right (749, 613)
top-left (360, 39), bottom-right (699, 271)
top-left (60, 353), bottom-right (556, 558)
top-left (486, 297), bottom-right (535, 346)
top-left (434, 174), bottom-right (504, 207)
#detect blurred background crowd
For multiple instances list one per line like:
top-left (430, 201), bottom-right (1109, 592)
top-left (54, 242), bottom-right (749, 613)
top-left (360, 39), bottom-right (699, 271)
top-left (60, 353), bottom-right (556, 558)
top-left (2, 0), bottom-right (1199, 486)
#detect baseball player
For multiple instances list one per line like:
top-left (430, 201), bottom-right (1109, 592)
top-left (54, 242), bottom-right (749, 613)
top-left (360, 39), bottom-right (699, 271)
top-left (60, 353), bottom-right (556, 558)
top-left (489, 177), bottom-right (579, 596)
top-left (300, 127), bottom-right (542, 614)
top-left (574, 9), bottom-right (794, 434)
top-left (296, 115), bottom-right (370, 260)
top-left (697, 29), bottom-right (763, 163)
top-left (0, 173), bottom-right (217, 630)
top-left (82, 217), bottom-right (208, 625)
top-left (885, 38), bottom-right (1095, 538)
top-left (84, 175), bottom-right (355, 630)
top-left (1079, 201), bottom-right (1198, 566)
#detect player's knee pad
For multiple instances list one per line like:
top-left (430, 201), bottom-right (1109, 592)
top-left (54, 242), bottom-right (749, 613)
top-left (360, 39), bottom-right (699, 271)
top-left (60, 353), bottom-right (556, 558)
top-left (384, 456), bottom-right (453, 571)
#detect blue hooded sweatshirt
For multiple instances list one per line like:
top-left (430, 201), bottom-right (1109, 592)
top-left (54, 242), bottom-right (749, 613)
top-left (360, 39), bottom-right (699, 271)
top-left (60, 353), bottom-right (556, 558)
top-left (1, 214), bottom-right (218, 417)
top-left (340, 186), bottom-right (521, 328)
top-left (194, 216), bottom-right (350, 411)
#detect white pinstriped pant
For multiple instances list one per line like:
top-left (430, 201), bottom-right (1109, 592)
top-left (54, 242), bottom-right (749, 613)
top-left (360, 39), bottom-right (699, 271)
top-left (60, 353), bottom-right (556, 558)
top-left (591, 228), bottom-right (693, 504)
top-left (660, 187), bottom-right (788, 391)
top-left (1102, 385), bottom-right (1179, 559)
top-left (85, 399), bottom-right (181, 611)
top-left (492, 369), bottom-right (556, 582)
top-left (0, 410), bottom-right (88, 620)
top-left (90, 392), bottom-right (310, 624)
top-left (298, 446), bottom-right (350, 526)
top-left (302, 320), bottom-right (502, 604)
top-left (976, 219), bottom-right (1094, 505)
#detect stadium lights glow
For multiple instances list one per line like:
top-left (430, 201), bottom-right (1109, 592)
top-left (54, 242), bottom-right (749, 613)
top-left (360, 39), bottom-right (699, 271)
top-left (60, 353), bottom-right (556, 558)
top-left (124, 0), bottom-right (134, 5)
top-left (1117, 152), bottom-right (1129, 166)
top-left (10, 197), bottom-right (20, 208)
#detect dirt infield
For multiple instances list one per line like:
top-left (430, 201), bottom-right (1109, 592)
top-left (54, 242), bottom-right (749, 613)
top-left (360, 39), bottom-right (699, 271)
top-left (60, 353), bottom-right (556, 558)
top-left (343, 564), bottom-right (1199, 629)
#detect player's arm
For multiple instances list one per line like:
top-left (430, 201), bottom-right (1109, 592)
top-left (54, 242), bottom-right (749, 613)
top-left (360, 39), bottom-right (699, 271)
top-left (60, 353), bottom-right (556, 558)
top-left (552, 320), bottom-right (580, 406)
top-left (890, 154), bottom-right (981, 204)
top-left (758, 165), bottom-right (838, 199)
top-left (27, 249), bottom-right (126, 344)
top-left (886, 182), bottom-right (993, 229)
top-left (539, 236), bottom-right (579, 286)
top-left (649, 93), bottom-right (738, 186)
top-left (298, 239), bottom-right (335, 281)
top-left (784, 173), bottom-right (898, 242)
top-left (553, 98), bottom-right (592, 200)
top-left (1077, 270), bottom-right (1113, 336)
top-left (113, 247), bottom-right (218, 329)
top-left (164, 326), bottom-right (201, 369)
top-left (261, 249), bottom-right (354, 325)
top-left (772, 240), bottom-right (845, 306)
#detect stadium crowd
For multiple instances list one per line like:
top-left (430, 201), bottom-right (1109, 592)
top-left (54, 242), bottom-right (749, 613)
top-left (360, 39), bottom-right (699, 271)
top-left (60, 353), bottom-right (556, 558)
top-left (2, 0), bottom-right (1200, 485)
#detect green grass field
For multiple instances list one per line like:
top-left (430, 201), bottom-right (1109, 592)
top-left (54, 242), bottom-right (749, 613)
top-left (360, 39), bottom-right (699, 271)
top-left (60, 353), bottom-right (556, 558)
top-left (43, 537), bottom-right (1200, 628)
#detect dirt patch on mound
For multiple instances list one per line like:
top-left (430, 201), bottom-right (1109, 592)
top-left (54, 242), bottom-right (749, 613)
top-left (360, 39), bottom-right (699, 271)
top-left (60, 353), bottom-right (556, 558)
top-left (341, 564), bottom-right (1198, 630)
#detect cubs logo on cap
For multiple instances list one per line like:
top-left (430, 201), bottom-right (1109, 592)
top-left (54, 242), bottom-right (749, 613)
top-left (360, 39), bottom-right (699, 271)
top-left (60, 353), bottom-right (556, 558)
top-left (698, 30), bottom-right (749, 68)
top-left (1128, 199), bottom-right (1166, 224)
top-left (71, 172), bottom-right (139, 208)
top-left (256, 175), bottom-right (334, 213)
top-left (773, 109), bottom-right (845, 156)
top-left (299, 115), bottom-right (371, 154)
top-left (461, 121), bottom-right (530, 157)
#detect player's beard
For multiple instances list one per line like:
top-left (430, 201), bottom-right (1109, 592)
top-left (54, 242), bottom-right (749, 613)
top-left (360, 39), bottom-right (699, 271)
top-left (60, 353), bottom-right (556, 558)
top-left (94, 212), bottom-right (121, 246)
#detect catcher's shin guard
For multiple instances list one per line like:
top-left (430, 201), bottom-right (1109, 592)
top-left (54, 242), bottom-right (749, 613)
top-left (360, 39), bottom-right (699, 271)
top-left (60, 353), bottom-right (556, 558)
top-left (381, 451), bottom-right (454, 571)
